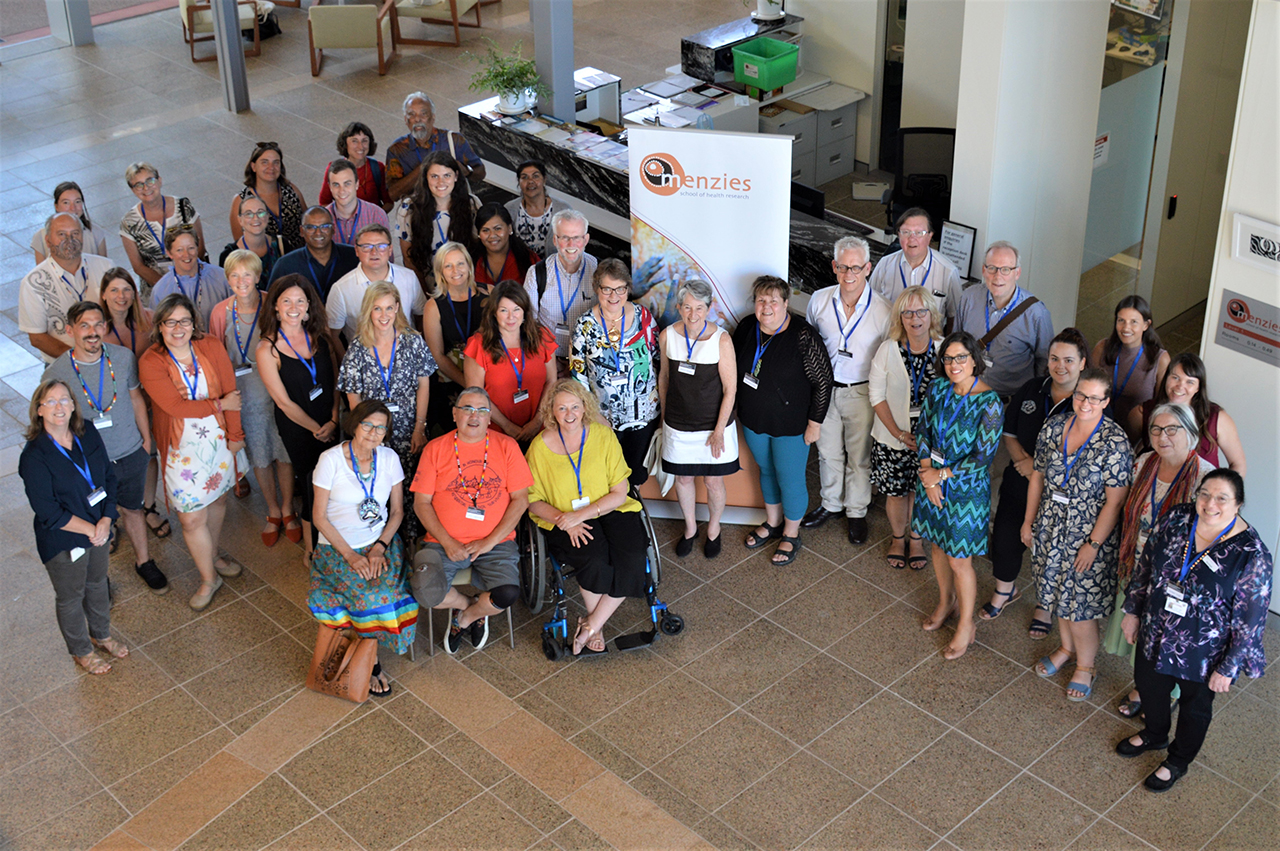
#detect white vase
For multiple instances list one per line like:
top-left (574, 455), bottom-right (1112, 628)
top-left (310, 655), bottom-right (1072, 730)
top-left (753, 0), bottom-right (784, 21)
top-left (496, 89), bottom-right (534, 115)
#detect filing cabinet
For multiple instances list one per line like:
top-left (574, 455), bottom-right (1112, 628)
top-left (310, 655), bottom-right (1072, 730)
top-left (793, 83), bottom-right (865, 184)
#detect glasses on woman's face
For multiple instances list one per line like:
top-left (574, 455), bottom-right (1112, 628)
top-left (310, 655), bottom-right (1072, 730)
top-left (1073, 391), bottom-right (1107, 406)
top-left (1196, 489), bottom-right (1234, 507)
top-left (941, 353), bottom-right (970, 365)
top-left (1149, 424), bottom-right (1184, 438)
top-left (240, 209), bottom-right (269, 220)
top-left (900, 308), bottom-right (931, 319)
top-left (359, 421), bottom-right (388, 435)
top-left (161, 317), bottom-right (194, 329)
top-left (41, 397), bottom-right (75, 409)
top-left (597, 284), bottom-right (628, 297)
top-left (130, 176), bottom-right (158, 191)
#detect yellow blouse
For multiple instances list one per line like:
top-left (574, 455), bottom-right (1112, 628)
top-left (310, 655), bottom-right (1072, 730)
top-left (526, 423), bottom-right (641, 530)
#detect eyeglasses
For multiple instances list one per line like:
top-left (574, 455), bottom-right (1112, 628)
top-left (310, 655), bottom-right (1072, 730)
top-left (1149, 424), bottom-right (1185, 438)
top-left (555, 234), bottom-right (588, 244)
top-left (835, 262), bottom-right (868, 275)
top-left (302, 223), bottom-right (333, 232)
top-left (900, 308), bottom-right (931, 319)
top-left (356, 242), bottom-right (392, 252)
top-left (941, 353), bottom-right (970, 365)
top-left (359, 421), bottom-right (388, 435)
top-left (161, 317), bottom-right (194, 329)
top-left (1196, 490), bottom-right (1235, 506)
top-left (41, 398), bottom-right (75, 408)
top-left (982, 264), bottom-right (1020, 277)
top-left (455, 405), bottom-right (491, 416)
top-left (597, 285), bottom-right (628, 297)
top-left (129, 176), bottom-right (159, 190)
top-left (899, 229), bottom-right (930, 238)
top-left (240, 210), bottom-right (269, 220)
top-left (1073, 391), bottom-right (1107, 405)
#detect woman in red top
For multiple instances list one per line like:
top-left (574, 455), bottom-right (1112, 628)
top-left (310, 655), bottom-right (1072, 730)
top-left (473, 203), bottom-right (539, 291)
top-left (317, 122), bottom-right (391, 210)
top-left (463, 280), bottom-right (556, 443)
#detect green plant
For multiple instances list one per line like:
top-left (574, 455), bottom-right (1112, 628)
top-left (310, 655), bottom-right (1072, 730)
top-left (465, 39), bottom-right (549, 99)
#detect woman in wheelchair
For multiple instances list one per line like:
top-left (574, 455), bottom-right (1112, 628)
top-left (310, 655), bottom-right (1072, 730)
top-left (526, 380), bottom-right (648, 655)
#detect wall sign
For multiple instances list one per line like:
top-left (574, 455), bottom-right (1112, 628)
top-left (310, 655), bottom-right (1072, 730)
top-left (1214, 288), bottom-right (1280, 368)
top-left (1231, 212), bottom-right (1280, 274)
top-left (1093, 133), bottom-right (1110, 169)
top-left (939, 221), bottom-right (977, 280)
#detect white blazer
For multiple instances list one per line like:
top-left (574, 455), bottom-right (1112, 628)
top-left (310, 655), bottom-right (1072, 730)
top-left (869, 336), bottom-right (941, 450)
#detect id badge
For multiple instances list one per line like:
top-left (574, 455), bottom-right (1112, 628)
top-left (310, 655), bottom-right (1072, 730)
top-left (606, 375), bottom-right (628, 388)
top-left (87, 487), bottom-right (107, 507)
top-left (234, 364), bottom-right (253, 377)
top-left (513, 389), bottom-right (530, 404)
top-left (1164, 596), bottom-right (1188, 616)
top-left (465, 506), bottom-right (486, 521)
top-left (678, 361), bottom-right (697, 375)
top-left (385, 403), bottom-right (401, 413)
top-left (983, 356), bottom-right (994, 368)
top-left (93, 415), bottom-right (113, 430)
top-left (836, 349), bottom-right (853, 359)
top-left (743, 374), bottom-right (760, 390)
top-left (1165, 581), bottom-right (1185, 600)
top-left (70, 547), bottom-right (86, 562)
top-left (555, 324), bottom-right (571, 344)
top-left (571, 496), bottom-right (590, 511)
top-left (1204, 556), bottom-right (1222, 573)
top-left (308, 385), bottom-right (323, 401)
top-left (909, 405), bottom-right (921, 417)
top-left (1050, 490), bottom-right (1070, 505)
top-left (930, 450), bottom-right (945, 466)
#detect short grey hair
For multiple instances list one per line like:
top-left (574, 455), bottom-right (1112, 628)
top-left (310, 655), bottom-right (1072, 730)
top-left (403, 91), bottom-right (434, 117)
top-left (1150, 402), bottom-right (1200, 448)
top-left (125, 161), bottom-right (159, 185)
top-left (675, 279), bottom-right (713, 309)
top-left (47, 212), bottom-right (83, 233)
top-left (455, 386), bottom-right (491, 406)
top-left (833, 236), bottom-right (871, 265)
top-left (984, 240), bottom-right (1020, 267)
top-left (551, 208), bottom-right (589, 235)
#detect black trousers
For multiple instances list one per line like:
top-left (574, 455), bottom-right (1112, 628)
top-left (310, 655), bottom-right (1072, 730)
top-left (615, 418), bottom-right (659, 489)
top-left (990, 466), bottom-right (1029, 583)
top-left (1134, 650), bottom-right (1218, 772)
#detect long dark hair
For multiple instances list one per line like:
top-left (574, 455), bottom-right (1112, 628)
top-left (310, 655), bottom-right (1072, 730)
top-left (54, 181), bottom-right (92, 230)
top-left (1103, 295), bottom-right (1162, 368)
top-left (243, 142), bottom-right (288, 188)
top-left (258, 274), bottom-right (329, 346)
top-left (480, 280), bottom-right (545, 362)
top-left (407, 151), bottom-right (475, 274)
top-left (1150, 352), bottom-right (1214, 438)
top-left (1049, 327), bottom-right (1089, 363)
top-left (475, 202), bottom-right (535, 274)
top-left (100, 267), bottom-right (146, 337)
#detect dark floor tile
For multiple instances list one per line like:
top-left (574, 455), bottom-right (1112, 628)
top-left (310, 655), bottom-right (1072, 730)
top-left (107, 727), bottom-right (235, 813)
top-left (401, 791), bottom-right (541, 851)
top-left (646, 584), bottom-right (759, 669)
top-left (892, 643), bottom-right (1025, 725)
top-left (745, 653), bottom-right (880, 745)
top-left (1196, 691), bottom-right (1280, 792)
top-left (533, 644), bottom-right (675, 726)
top-left (263, 814), bottom-right (357, 851)
top-left (182, 774), bottom-right (319, 851)
top-left (24, 650), bottom-right (179, 743)
top-left (1029, 712), bottom-right (1149, 813)
top-left (0, 706), bottom-right (61, 774)
top-left (0, 747), bottom-right (104, 837)
top-left (279, 709), bottom-right (427, 810)
top-left (827, 601), bottom-right (950, 687)
top-left (568, 727), bottom-right (644, 781)
top-left (67, 688), bottom-right (220, 786)
top-left (515, 689), bottom-right (586, 739)
top-left (694, 815), bottom-right (762, 851)
top-left (799, 793), bottom-right (938, 851)
top-left (683, 618), bottom-right (816, 706)
top-left (1203, 797), bottom-right (1280, 851)
top-left (491, 774), bottom-right (573, 835)
top-left (184, 634), bottom-right (310, 723)
top-left (1062, 818), bottom-right (1152, 851)
top-left (767, 569), bottom-right (895, 650)
top-left (1106, 762), bottom-right (1252, 851)
top-left (7, 789), bottom-right (127, 851)
top-left (435, 731), bottom-right (512, 789)
top-left (651, 711), bottom-right (796, 812)
top-left (809, 691), bottom-right (949, 789)
top-left (718, 751), bottom-right (863, 849)
top-left (947, 774), bottom-right (1094, 851)
top-left (548, 817), bottom-right (613, 851)
top-left (383, 691), bottom-right (457, 747)
top-left (591, 670), bottom-right (734, 767)
top-left (141, 599), bottom-right (283, 683)
top-left (711, 547), bottom-right (840, 615)
top-left (957, 670), bottom-right (1101, 767)
top-left (876, 731), bottom-right (1018, 836)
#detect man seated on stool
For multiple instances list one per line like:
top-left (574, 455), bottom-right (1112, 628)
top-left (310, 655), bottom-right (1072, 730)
top-left (411, 387), bottom-right (532, 653)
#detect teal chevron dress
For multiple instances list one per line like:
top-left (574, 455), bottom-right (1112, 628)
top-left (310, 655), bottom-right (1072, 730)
top-left (911, 377), bottom-right (1003, 556)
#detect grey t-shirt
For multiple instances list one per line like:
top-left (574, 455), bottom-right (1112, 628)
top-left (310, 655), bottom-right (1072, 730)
top-left (42, 342), bottom-right (144, 461)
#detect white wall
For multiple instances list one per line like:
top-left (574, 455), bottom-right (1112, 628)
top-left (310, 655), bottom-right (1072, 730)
top-left (1200, 0), bottom-right (1280, 612)
top-left (950, 0), bottom-right (1110, 324)
top-left (900, 0), bottom-right (965, 128)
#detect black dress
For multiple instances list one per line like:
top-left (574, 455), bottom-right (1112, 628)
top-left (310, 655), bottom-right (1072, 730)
top-left (428, 290), bottom-right (487, 433)
top-left (272, 333), bottom-right (338, 524)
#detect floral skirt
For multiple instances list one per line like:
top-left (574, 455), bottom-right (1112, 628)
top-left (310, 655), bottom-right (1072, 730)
top-left (164, 414), bottom-right (237, 513)
top-left (309, 536), bottom-right (418, 655)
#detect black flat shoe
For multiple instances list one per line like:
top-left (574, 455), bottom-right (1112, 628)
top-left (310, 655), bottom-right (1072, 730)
top-left (801, 507), bottom-right (837, 528)
top-left (675, 534), bottom-right (696, 558)
top-left (1144, 761), bottom-right (1186, 792)
top-left (847, 516), bottom-right (868, 544)
top-left (1115, 731), bottom-right (1169, 758)
top-left (704, 532), bottom-right (722, 559)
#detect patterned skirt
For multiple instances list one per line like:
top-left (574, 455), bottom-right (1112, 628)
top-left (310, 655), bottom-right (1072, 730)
top-left (309, 536), bottom-right (418, 654)
top-left (870, 439), bottom-right (917, 498)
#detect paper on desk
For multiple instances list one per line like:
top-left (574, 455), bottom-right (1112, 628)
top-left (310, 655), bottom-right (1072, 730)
top-left (537, 127), bottom-right (573, 144)
top-left (663, 72), bottom-right (702, 90)
top-left (511, 119), bottom-right (548, 135)
top-left (641, 79), bottom-right (686, 98)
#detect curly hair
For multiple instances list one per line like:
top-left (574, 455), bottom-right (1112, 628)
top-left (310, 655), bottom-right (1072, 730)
top-left (337, 121), bottom-right (378, 157)
top-left (537, 378), bottom-right (603, 431)
top-left (407, 151), bottom-right (475, 274)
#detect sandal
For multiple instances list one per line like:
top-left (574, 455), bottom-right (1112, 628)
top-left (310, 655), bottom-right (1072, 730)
top-left (1036, 647), bottom-right (1073, 678)
top-left (75, 654), bottom-right (112, 675)
top-left (143, 502), bottom-right (171, 538)
top-left (1028, 617), bottom-right (1052, 641)
top-left (745, 522), bottom-right (782, 550)
top-left (771, 534), bottom-right (801, 567)
top-left (1118, 693), bottom-right (1143, 718)
top-left (907, 535), bottom-right (928, 570)
top-left (979, 586), bottom-right (1022, 620)
top-left (282, 514), bottom-right (303, 545)
top-left (261, 516), bottom-right (282, 547)
top-left (886, 535), bottom-right (907, 570)
top-left (1067, 665), bottom-right (1096, 702)
top-left (369, 663), bottom-right (392, 698)
top-left (233, 477), bottom-right (251, 499)
top-left (91, 637), bottom-right (129, 659)
top-left (572, 618), bottom-right (607, 656)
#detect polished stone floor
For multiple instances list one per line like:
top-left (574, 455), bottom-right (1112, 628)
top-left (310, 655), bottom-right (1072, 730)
top-left (0, 3), bottom-right (1276, 850)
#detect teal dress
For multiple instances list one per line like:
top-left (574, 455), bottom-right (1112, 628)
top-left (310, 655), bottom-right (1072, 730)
top-left (911, 377), bottom-right (1003, 557)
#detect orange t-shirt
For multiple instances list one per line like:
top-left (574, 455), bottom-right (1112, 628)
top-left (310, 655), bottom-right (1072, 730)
top-left (463, 326), bottom-right (556, 427)
top-left (411, 429), bottom-right (533, 544)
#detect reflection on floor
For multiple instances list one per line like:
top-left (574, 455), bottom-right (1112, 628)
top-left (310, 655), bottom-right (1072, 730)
top-left (0, 4), bottom-right (1271, 850)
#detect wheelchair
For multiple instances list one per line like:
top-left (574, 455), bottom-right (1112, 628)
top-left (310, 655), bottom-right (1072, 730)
top-left (517, 492), bottom-right (684, 660)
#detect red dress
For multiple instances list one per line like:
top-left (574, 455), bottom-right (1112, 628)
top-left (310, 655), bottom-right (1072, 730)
top-left (463, 327), bottom-right (557, 428)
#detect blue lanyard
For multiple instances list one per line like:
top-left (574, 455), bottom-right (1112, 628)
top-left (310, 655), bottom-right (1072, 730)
top-left (600, 306), bottom-right (630, 372)
top-left (174, 265), bottom-right (202, 307)
top-left (1180, 515), bottom-right (1235, 582)
top-left (348, 441), bottom-right (378, 503)
top-left (110, 324), bottom-right (135, 354)
top-left (898, 250), bottom-right (932, 291)
top-left (232, 299), bottom-right (261, 365)
top-left (1060, 415), bottom-right (1105, 487)
top-left (939, 377), bottom-right (977, 453)
top-left (1113, 350), bottom-right (1141, 397)
top-left (443, 293), bottom-right (472, 343)
top-left (482, 250), bottom-right (509, 285)
top-left (554, 258), bottom-right (585, 320)
top-left (751, 315), bottom-right (787, 376)
top-left (907, 341), bottom-right (933, 404)
top-left (141, 197), bottom-right (167, 256)
top-left (69, 353), bottom-right (115, 414)
top-left (168, 347), bottom-right (201, 399)
top-left (332, 201), bottom-right (360, 245)
top-left (61, 267), bottom-right (88, 301)
top-left (281, 329), bottom-right (318, 387)
top-left (49, 434), bottom-right (95, 491)
top-left (1152, 455), bottom-right (1195, 521)
top-left (500, 338), bottom-right (525, 390)
top-left (683, 320), bottom-right (707, 361)
top-left (373, 336), bottom-right (397, 399)
top-left (305, 252), bottom-right (335, 294)
top-left (557, 425), bottom-right (587, 499)
top-left (434, 211), bottom-right (448, 248)
top-left (985, 287), bottom-right (1023, 335)
top-left (832, 287), bottom-right (871, 352)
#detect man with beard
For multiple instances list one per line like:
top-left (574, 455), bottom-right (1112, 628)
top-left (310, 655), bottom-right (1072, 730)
top-left (42, 301), bottom-right (168, 594)
top-left (269, 206), bottom-right (359, 298)
top-left (19, 212), bottom-right (114, 360)
top-left (386, 92), bottom-right (486, 202)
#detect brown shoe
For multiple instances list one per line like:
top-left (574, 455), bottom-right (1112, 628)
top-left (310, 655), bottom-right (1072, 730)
top-left (234, 477), bottom-right (251, 498)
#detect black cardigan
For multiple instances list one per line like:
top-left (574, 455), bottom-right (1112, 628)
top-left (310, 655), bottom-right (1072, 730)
top-left (733, 313), bottom-right (833, 437)
top-left (19, 424), bottom-right (118, 564)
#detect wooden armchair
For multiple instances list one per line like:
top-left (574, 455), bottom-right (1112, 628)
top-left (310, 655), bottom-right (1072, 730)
top-left (177, 0), bottom-right (262, 64)
top-left (308, 0), bottom-right (398, 77)
top-left (392, 0), bottom-right (482, 48)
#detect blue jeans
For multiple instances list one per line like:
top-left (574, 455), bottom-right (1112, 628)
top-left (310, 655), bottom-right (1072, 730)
top-left (743, 428), bottom-right (811, 522)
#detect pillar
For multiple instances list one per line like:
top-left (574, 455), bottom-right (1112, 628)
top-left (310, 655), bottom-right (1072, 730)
top-left (210, 0), bottom-right (250, 113)
top-left (530, 0), bottom-right (575, 122)
top-left (45, 0), bottom-right (93, 46)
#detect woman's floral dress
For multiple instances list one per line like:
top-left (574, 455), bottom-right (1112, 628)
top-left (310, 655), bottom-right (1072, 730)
top-left (163, 361), bottom-right (237, 512)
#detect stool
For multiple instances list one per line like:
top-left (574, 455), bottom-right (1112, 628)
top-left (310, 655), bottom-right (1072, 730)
top-left (426, 566), bottom-right (515, 656)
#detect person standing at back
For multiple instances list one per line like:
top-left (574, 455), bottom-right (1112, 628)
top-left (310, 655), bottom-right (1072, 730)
top-left (869, 207), bottom-right (964, 329)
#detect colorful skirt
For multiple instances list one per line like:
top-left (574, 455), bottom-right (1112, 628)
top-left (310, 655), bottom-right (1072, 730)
top-left (309, 536), bottom-right (418, 654)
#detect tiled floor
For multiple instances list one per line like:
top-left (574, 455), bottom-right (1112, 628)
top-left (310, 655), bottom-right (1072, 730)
top-left (0, 3), bottom-right (1273, 850)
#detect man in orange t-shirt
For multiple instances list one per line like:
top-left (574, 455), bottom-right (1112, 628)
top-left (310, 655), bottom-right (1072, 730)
top-left (411, 387), bottom-right (532, 653)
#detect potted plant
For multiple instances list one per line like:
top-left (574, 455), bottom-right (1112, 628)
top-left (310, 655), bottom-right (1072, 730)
top-left (466, 38), bottom-right (549, 115)
top-left (744, 0), bottom-right (785, 21)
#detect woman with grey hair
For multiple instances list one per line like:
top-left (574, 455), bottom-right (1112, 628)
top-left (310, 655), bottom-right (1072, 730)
top-left (658, 278), bottom-right (739, 558)
top-left (1105, 401), bottom-right (1214, 716)
top-left (119, 162), bottom-right (204, 292)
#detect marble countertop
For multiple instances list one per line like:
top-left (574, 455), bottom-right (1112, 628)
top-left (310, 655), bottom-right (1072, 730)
top-left (683, 13), bottom-right (804, 50)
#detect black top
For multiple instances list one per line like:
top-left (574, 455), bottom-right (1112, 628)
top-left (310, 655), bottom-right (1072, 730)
top-left (733, 313), bottom-right (833, 437)
top-left (269, 244), bottom-right (359, 299)
top-left (434, 291), bottom-right (488, 356)
top-left (1003, 375), bottom-right (1073, 472)
top-left (19, 424), bottom-right (119, 564)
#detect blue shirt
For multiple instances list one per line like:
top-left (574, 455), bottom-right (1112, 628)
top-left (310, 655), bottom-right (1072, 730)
top-left (151, 261), bottom-right (231, 328)
top-left (269, 244), bottom-right (359, 299)
top-left (954, 284), bottom-right (1054, 397)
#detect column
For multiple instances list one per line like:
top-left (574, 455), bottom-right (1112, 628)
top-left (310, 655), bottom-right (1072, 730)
top-left (530, 0), bottom-right (575, 122)
top-left (210, 0), bottom-right (250, 113)
top-left (45, 0), bottom-right (94, 46)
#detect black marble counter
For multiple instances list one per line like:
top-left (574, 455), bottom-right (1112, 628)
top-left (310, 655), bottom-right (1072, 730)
top-left (681, 13), bottom-right (804, 83)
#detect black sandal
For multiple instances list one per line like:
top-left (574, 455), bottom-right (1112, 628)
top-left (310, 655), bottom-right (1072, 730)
top-left (143, 502), bottom-right (171, 539)
top-left (886, 535), bottom-right (907, 570)
top-left (745, 522), bottom-right (782, 550)
top-left (369, 663), bottom-right (392, 698)
top-left (907, 535), bottom-right (928, 570)
top-left (771, 534), bottom-right (801, 566)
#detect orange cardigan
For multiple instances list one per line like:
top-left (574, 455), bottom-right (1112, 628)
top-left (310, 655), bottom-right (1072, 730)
top-left (139, 335), bottom-right (245, 477)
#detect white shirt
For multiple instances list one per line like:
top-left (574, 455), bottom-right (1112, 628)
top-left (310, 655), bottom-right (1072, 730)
top-left (18, 254), bottom-right (114, 359)
top-left (869, 247), bottom-right (964, 321)
top-left (325, 262), bottom-right (426, 342)
top-left (523, 252), bottom-right (598, 357)
top-left (805, 283), bottom-right (891, 384)
top-left (313, 444), bottom-right (405, 549)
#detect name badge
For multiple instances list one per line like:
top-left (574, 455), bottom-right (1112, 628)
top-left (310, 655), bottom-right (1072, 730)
top-left (465, 506), bottom-right (486, 521)
top-left (308, 385), bottom-right (323, 401)
top-left (983, 355), bottom-right (994, 368)
top-left (555, 324), bottom-right (571, 342)
top-left (513, 389), bottom-right (530, 404)
top-left (606, 375), bottom-right (628, 388)
top-left (1050, 490), bottom-right (1070, 505)
top-left (385, 403), bottom-right (401, 413)
top-left (234, 364), bottom-right (253, 377)
top-left (571, 496), bottom-right (590, 511)
top-left (678, 361), bottom-right (697, 375)
top-left (743, 374), bottom-right (760, 389)
top-left (1204, 556), bottom-right (1221, 573)
top-left (93, 415), bottom-right (113, 430)
top-left (87, 487), bottom-right (107, 507)
top-left (70, 547), bottom-right (86, 562)
top-left (1164, 597), bottom-right (1189, 616)
top-left (1165, 581), bottom-right (1185, 600)
top-left (930, 450), bottom-right (945, 466)
top-left (836, 349), bottom-right (853, 359)
top-left (909, 405), bottom-right (921, 417)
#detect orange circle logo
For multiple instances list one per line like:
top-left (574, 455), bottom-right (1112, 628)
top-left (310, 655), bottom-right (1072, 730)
top-left (640, 153), bottom-right (685, 196)
top-left (1227, 298), bottom-right (1250, 322)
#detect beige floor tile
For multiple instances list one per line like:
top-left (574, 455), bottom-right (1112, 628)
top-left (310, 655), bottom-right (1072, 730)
top-left (646, 584), bottom-right (759, 668)
top-left (692, 815), bottom-right (762, 851)
top-left (808, 691), bottom-right (949, 789)
top-left (107, 727), bottom-right (235, 814)
top-left (958, 671), bottom-right (1103, 767)
top-left (683, 619), bottom-right (817, 706)
top-left (1203, 797), bottom-right (1280, 851)
top-left (626, 768), bottom-right (710, 828)
top-left (382, 691), bottom-right (458, 747)
top-left (828, 601), bottom-right (951, 686)
top-left (183, 634), bottom-right (311, 724)
top-left (180, 773), bottom-right (319, 851)
top-left (279, 709), bottom-right (427, 810)
top-left (0, 747), bottom-right (105, 837)
top-left (263, 814), bottom-right (359, 851)
top-left (491, 773), bottom-right (574, 835)
top-left (876, 732), bottom-right (1019, 836)
top-left (767, 569), bottom-right (896, 649)
top-left (123, 751), bottom-right (265, 851)
top-left (563, 769), bottom-right (706, 851)
top-left (226, 688), bottom-right (359, 774)
top-left (435, 730), bottom-right (514, 790)
top-left (547, 817), bottom-right (614, 851)
top-left (1062, 818), bottom-right (1154, 851)
top-left (402, 791), bottom-right (543, 851)
top-left (711, 546), bottom-right (840, 615)
top-left (67, 688), bottom-right (221, 786)
top-left (399, 655), bottom-right (518, 736)
top-left (140, 599), bottom-right (283, 683)
top-left (569, 727), bottom-right (646, 782)
top-left (225, 687), bottom-right (305, 737)
top-left (591, 670), bottom-right (734, 767)
top-left (947, 774), bottom-right (1094, 851)
top-left (891, 644), bottom-right (1027, 725)
top-left (1196, 692), bottom-right (1280, 792)
top-left (652, 711), bottom-right (797, 813)
top-left (717, 751), bottom-right (863, 849)
top-left (1029, 712), bottom-right (1150, 813)
top-left (746, 653), bottom-right (880, 746)
top-left (241, 585), bottom-right (314, 632)
top-left (89, 829), bottom-right (151, 851)
top-left (7, 789), bottom-right (127, 851)
top-left (516, 689), bottom-right (588, 739)
top-left (799, 793), bottom-right (937, 851)
top-left (1106, 762), bottom-right (1252, 850)
top-left (533, 646), bottom-right (676, 726)
top-left (476, 709), bottom-right (605, 802)
top-left (0, 705), bottom-right (62, 775)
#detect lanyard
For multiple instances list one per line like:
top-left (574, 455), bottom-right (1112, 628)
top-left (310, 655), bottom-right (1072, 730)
top-left (434, 211), bottom-right (448, 248)
top-left (482, 250), bottom-right (509, 285)
top-left (332, 201), bottom-right (360, 245)
top-left (985, 288), bottom-right (1023, 336)
top-left (500, 338), bottom-right (525, 390)
top-left (557, 425), bottom-right (587, 499)
top-left (554, 257), bottom-right (585, 320)
top-left (1113, 350), bottom-right (1141, 398)
top-left (1060, 415), bottom-right (1105, 487)
top-left (599, 306), bottom-right (630, 372)
top-left (70, 353), bottom-right (116, 414)
top-left (168, 347), bottom-right (201, 399)
top-left (683, 320), bottom-right (707, 361)
top-left (305, 252), bottom-right (335, 295)
top-left (49, 434), bottom-right (95, 490)
top-left (1152, 454), bottom-right (1195, 520)
top-left (1180, 515), bottom-right (1236, 582)
top-left (907, 341), bottom-right (933, 404)
top-left (752, 315), bottom-right (787, 377)
top-left (237, 235), bottom-right (276, 261)
top-left (348, 441), bottom-right (378, 502)
top-left (61, 267), bottom-right (88, 301)
top-left (453, 432), bottom-right (489, 506)
top-left (174, 265), bottom-right (202, 307)
top-left (281, 328), bottom-right (318, 387)
top-left (443, 293), bottom-right (472, 343)
top-left (231, 299), bottom-right (261, 365)
top-left (110, 324), bottom-right (135, 354)
top-left (141, 197), bottom-right (167, 257)
top-left (898, 250), bottom-right (933, 291)
top-left (374, 336), bottom-right (397, 399)
top-left (832, 287), bottom-right (871, 352)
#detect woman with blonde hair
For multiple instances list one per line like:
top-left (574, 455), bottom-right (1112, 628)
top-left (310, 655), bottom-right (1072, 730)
top-left (423, 241), bottom-right (486, 433)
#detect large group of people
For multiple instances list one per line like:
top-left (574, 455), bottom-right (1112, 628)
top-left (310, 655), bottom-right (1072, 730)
top-left (14, 92), bottom-right (1270, 794)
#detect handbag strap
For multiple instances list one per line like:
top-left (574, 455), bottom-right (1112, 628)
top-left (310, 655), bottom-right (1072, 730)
top-left (979, 295), bottom-right (1039, 349)
top-left (325, 636), bottom-right (363, 683)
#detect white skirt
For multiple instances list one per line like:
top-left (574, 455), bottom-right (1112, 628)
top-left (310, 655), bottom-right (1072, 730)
top-left (660, 424), bottom-right (741, 477)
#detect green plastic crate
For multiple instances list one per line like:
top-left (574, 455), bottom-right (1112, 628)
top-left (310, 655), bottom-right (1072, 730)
top-left (731, 37), bottom-right (799, 92)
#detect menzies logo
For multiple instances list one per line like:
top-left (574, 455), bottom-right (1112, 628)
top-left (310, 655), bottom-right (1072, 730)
top-left (639, 152), bottom-right (752, 197)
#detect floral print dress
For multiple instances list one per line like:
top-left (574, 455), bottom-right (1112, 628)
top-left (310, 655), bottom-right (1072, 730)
top-left (163, 360), bottom-right (236, 512)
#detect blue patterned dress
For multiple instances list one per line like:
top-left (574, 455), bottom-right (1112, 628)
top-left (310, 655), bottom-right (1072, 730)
top-left (911, 378), bottom-right (1003, 556)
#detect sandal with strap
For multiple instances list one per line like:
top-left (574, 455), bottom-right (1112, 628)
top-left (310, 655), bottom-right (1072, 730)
top-left (1028, 617), bottom-right (1052, 641)
top-left (572, 618), bottom-right (607, 656)
top-left (1118, 694), bottom-right (1143, 718)
top-left (369, 663), bottom-right (392, 698)
top-left (282, 514), bottom-right (303, 545)
top-left (979, 586), bottom-right (1022, 620)
top-left (91, 637), bottom-right (129, 659)
top-left (75, 653), bottom-right (112, 675)
top-left (907, 534), bottom-right (928, 570)
top-left (1067, 665), bottom-right (1096, 702)
top-left (886, 535), bottom-right (907, 570)
top-left (1036, 647), bottom-right (1073, 678)
top-left (745, 522), bottom-right (782, 550)
top-left (771, 534), bottom-right (802, 567)
top-left (143, 502), bottom-right (171, 538)
top-left (261, 516), bottom-right (282, 547)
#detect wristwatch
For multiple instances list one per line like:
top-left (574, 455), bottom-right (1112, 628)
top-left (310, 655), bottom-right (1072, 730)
top-left (1087, 538), bottom-right (1102, 549)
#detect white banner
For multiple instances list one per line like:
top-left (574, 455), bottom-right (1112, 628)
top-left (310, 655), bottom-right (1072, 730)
top-left (628, 127), bottom-right (793, 329)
